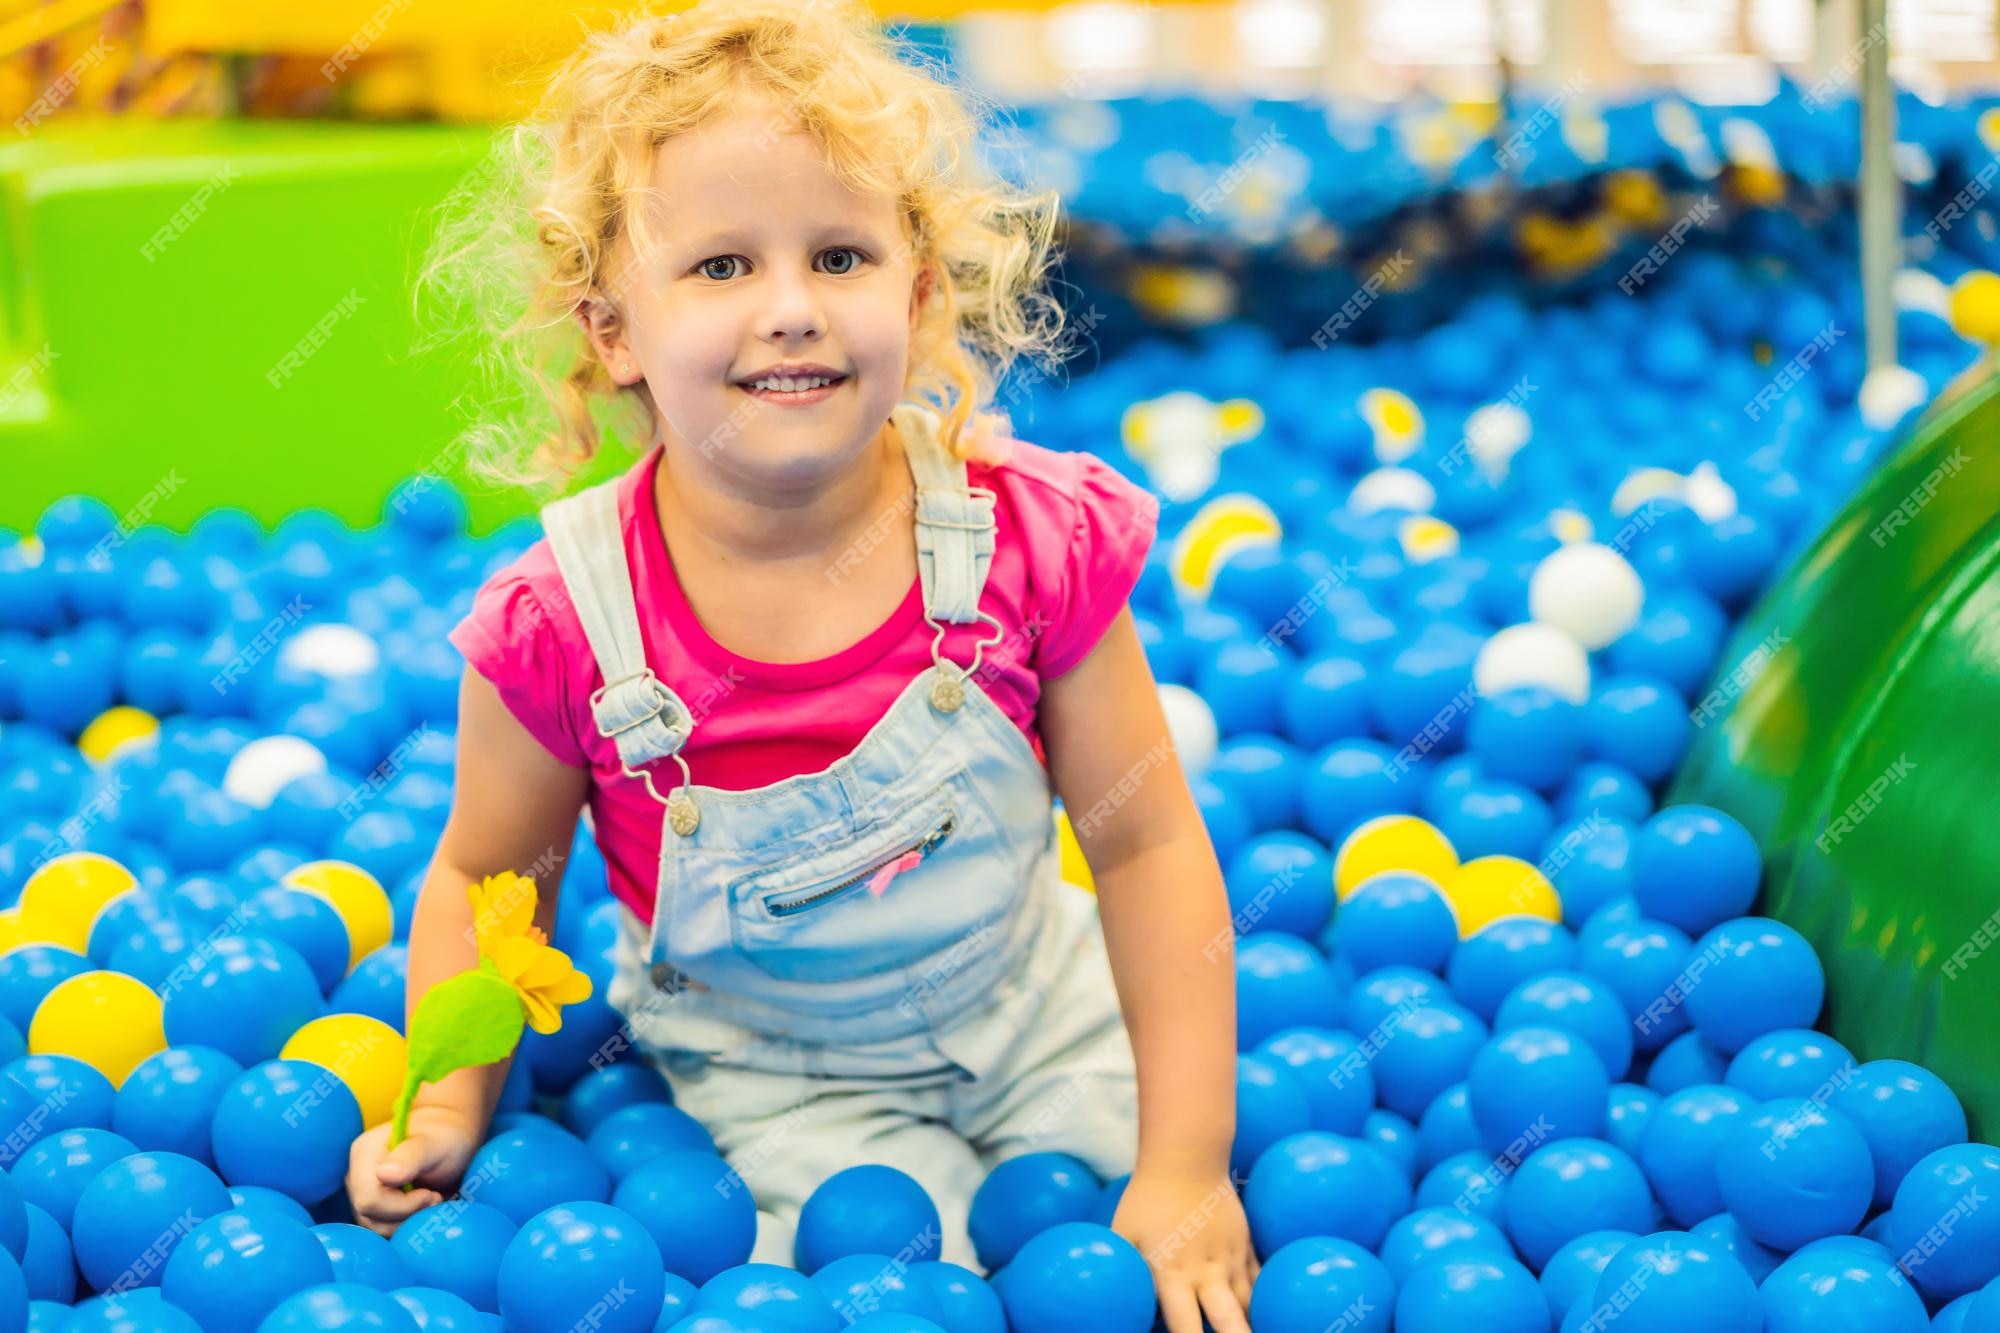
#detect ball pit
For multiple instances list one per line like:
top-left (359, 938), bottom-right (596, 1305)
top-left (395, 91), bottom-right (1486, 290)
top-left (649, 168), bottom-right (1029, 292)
top-left (2, 61), bottom-right (1999, 1333)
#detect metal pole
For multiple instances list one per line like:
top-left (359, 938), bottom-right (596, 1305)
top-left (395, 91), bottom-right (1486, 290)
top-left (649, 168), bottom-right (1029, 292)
top-left (1858, 0), bottom-right (1898, 371)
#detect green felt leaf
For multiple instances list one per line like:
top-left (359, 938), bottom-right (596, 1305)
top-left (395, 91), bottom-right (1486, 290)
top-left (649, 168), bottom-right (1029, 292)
top-left (407, 968), bottom-right (525, 1086)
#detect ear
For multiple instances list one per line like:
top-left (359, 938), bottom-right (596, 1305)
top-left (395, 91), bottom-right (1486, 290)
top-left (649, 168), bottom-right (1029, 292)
top-left (908, 264), bottom-right (936, 327)
top-left (574, 297), bottom-right (640, 386)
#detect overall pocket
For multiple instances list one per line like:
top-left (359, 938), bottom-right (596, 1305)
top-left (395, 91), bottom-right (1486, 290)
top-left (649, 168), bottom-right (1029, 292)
top-left (725, 780), bottom-right (1005, 987)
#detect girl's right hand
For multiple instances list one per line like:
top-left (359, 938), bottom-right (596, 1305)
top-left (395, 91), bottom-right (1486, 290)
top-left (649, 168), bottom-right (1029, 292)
top-left (346, 1104), bottom-right (483, 1237)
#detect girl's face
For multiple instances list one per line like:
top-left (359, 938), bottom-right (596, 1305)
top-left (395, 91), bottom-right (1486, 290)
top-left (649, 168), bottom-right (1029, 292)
top-left (584, 96), bottom-right (929, 490)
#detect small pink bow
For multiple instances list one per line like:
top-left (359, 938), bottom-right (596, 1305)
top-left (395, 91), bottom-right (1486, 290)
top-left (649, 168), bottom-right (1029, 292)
top-left (866, 850), bottom-right (924, 897)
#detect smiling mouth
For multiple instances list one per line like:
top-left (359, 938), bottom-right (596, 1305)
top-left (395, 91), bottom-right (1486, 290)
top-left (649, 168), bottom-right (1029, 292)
top-left (735, 373), bottom-right (849, 404)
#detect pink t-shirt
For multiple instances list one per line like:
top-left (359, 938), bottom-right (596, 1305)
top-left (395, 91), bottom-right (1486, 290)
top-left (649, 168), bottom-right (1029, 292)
top-left (448, 433), bottom-right (1160, 923)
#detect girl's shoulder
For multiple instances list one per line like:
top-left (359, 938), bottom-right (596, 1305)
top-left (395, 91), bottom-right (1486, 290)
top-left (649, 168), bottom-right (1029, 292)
top-left (969, 433), bottom-right (1161, 679)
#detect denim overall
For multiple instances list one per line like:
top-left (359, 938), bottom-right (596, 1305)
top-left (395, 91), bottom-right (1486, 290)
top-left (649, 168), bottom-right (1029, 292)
top-left (539, 404), bottom-right (1136, 1270)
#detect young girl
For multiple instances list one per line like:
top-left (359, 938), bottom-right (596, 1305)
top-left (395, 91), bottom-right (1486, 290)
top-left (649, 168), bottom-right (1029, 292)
top-left (345, 3), bottom-right (1253, 1327)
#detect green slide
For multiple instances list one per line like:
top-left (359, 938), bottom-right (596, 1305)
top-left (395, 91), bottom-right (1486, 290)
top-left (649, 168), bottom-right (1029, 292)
top-left (1672, 364), bottom-right (2000, 1140)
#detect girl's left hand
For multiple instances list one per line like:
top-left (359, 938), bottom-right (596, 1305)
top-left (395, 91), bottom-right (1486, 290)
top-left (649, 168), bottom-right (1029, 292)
top-left (1109, 1165), bottom-right (1259, 1333)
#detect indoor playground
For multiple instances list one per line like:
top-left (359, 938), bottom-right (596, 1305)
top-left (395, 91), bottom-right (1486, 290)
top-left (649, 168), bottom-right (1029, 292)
top-left (5, 0), bottom-right (2000, 1330)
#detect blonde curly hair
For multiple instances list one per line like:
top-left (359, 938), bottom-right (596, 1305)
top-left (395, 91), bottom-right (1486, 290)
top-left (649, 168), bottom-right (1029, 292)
top-left (416, 0), bottom-right (1071, 490)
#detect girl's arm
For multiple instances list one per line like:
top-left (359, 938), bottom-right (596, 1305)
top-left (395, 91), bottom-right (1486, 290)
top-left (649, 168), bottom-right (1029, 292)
top-left (1039, 607), bottom-right (1255, 1333)
top-left (347, 667), bottom-right (589, 1233)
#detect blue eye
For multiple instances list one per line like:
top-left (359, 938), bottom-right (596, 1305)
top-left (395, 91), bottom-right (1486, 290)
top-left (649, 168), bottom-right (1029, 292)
top-left (820, 248), bottom-right (862, 275)
top-left (699, 257), bottom-right (742, 281)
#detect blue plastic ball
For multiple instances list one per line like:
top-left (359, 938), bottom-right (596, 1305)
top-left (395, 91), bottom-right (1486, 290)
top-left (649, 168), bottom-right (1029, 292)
top-left (1368, 1003), bottom-right (1489, 1122)
top-left (558, 1064), bottom-right (672, 1141)
top-left (1555, 764), bottom-right (1653, 827)
top-left (162, 1209), bottom-right (335, 1333)
top-left (238, 888), bottom-right (351, 996)
top-left (1467, 1027), bottom-right (1608, 1153)
top-left (1433, 779), bottom-right (1554, 862)
top-left (1582, 1232), bottom-right (1756, 1333)
top-left (1394, 1255), bottom-right (1546, 1333)
top-left (1582, 678), bottom-right (1688, 784)
top-left (1377, 1207), bottom-right (1511, 1286)
top-left (1575, 918), bottom-right (1694, 1054)
top-left (1301, 741), bottom-right (1420, 848)
top-left (257, 1283), bottom-right (419, 1333)
top-left (1640, 1085), bottom-right (1750, 1226)
top-left (1446, 919), bottom-right (1578, 1023)
top-left (161, 936), bottom-right (326, 1067)
top-left (231, 1186), bottom-right (315, 1228)
top-left (211, 1061), bottom-right (363, 1204)
top-left (498, 1203), bottom-right (664, 1333)
top-left (584, 1104), bottom-right (716, 1183)
top-left (1724, 1029), bottom-right (1855, 1103)
top-left (389, 1288), bottom-right (486, 1333)
top-left (1628, 807), bottom-right (1761, 936)
top-left (464, 1126), bottom-right (610, 1226)
top-left (0, 948), bottom-right (90, 1034)
top-left (1646, 1032), bottom-right (1730, 1095)
top-left (1494, 972), bottom-right (1633, 1082)
top-left (71, 1152), bottom-right (234, 1291)
top-left (2, 1055), bottom-right (116, 1151)
top-left (998, 1223), bottom-right (1154, 1333)
top-left (610, 1151), bottom-right (756, 1287)
top-left (1831, 1058), bottom-right (1968, 1209)
top-left (1681, 918), bottom-right (1825, 1054)
top-left (1538, 1230), bottom-right (1636, 1324)
top-left (1885, 1144), bottom-right (2000, 1301)
top-left (19, 1202), bottom-right (70, 1303)
top-left (10, 1127), bottom-right (137, 1228)
top-left (1235, 934), bottom-right (1343, 1049)
top-left (1504, 1139), bottom-right (1653, 1271)
top-left (1467, 689), bottom-right (1582, 795)
top-left (967, 1152), bottom-right (1100, 1271)
top-left (693, 1263), bottom-right (838, 1328)
top-left (389, 1202), bottom-right (516, 1313)
top-left (1342, 967), bottom-right (1440, 1039)
top-left (910, 1262), bottom-right (1003, 1333)
top-left (1223, 834), bottom-right (1335, 942)
top-left (330, 949), bottom-right (408, 1033)
top-left (1759, 1242), bottom-right (1928, 1333)
top-left (1605, 1081), bottom-right (1665, 1157)
top-left (813, 1252), bottom-right (947, 1324)
top-left (113, 1046), bottom-right (244, 1168)
top-left (1244, 1132), bottom-right (1409, 1256)
top-left (1247, 1235), bottom-right (1395, 1333)
top-left (313, 1224), bottom-right (410, 1291)
top-left (1255, 1028), bottom-right (1373, 1134)
top-left (1687, 1212), bottom-right (1781, 1283)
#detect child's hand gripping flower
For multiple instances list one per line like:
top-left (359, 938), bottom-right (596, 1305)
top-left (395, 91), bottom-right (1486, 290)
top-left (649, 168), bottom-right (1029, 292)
top-left (347, 872), bottom-right (592, 1235)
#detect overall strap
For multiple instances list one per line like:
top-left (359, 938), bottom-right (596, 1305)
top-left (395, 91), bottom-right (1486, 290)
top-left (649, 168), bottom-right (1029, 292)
top-left (899, 404), bottom-right (997, 625)
top-left (540, 476), bottom-right (695, 814)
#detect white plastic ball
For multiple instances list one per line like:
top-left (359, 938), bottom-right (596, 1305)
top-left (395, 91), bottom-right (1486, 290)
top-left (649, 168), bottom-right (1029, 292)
top-left (223, 736), bottom-right (332, 809)
top-left (1528, 543), bottom-right (1645, 651)
top-left (1473, 623), bottom-right (1592, 705)
top-left (1465, 400), bottom-right (1532, 479)
top-left (278, 624), bottom-right (382, 679)
top-left (1857, 364), bottom-right (1930, 431)
top-left (1348, 467), bottom-right (1437, 517)
top-left (1682, 461), bottom-right (1739, 522)
top-left (1610, 467), bottom-right (1685, 517)
top-left (1157, 684), bottom-right (1218, 778)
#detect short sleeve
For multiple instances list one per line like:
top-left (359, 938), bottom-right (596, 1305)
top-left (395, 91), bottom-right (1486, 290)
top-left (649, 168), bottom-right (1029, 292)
top-left (1035, 452), bottom-right (1161, 679)
top-left (447, 567), bottom-right (589, 768)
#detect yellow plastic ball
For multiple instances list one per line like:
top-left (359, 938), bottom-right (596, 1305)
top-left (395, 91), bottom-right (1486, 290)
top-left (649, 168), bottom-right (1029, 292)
top-left (28, 970), bottom-right (166, 1086)
top-left (1949, 271), bottom-right (2000, 346)
top-left (283, 861), bottom-right (393, 971)
top-left (281, 1014), bottom-right (407, 1129)
top-left (76, 706), bottom-right (160, 765)
top-left (1442, 855), bottom-right (1563, 940)
top-left (1334, 816), bottom-right (1460, 902)
top-left (17, 853), bottom-right (138, 954)
top-left (1056, 807), bottom-right (1095, 894)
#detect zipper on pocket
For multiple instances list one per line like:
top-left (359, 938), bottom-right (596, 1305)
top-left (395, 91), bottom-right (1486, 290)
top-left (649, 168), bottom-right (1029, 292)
top-left (764, 811), bottom-right (958, 918)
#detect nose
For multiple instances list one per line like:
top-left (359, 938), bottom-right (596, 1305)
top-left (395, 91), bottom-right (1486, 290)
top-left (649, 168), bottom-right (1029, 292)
top-left (756, 262), bottom-right (825, 344)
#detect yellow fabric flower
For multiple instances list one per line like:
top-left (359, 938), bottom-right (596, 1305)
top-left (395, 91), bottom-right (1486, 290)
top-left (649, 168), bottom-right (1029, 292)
top-left (488, 935), bottom-right (594, 1035)
top-left (468, 872), bottom-right (544, 958)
